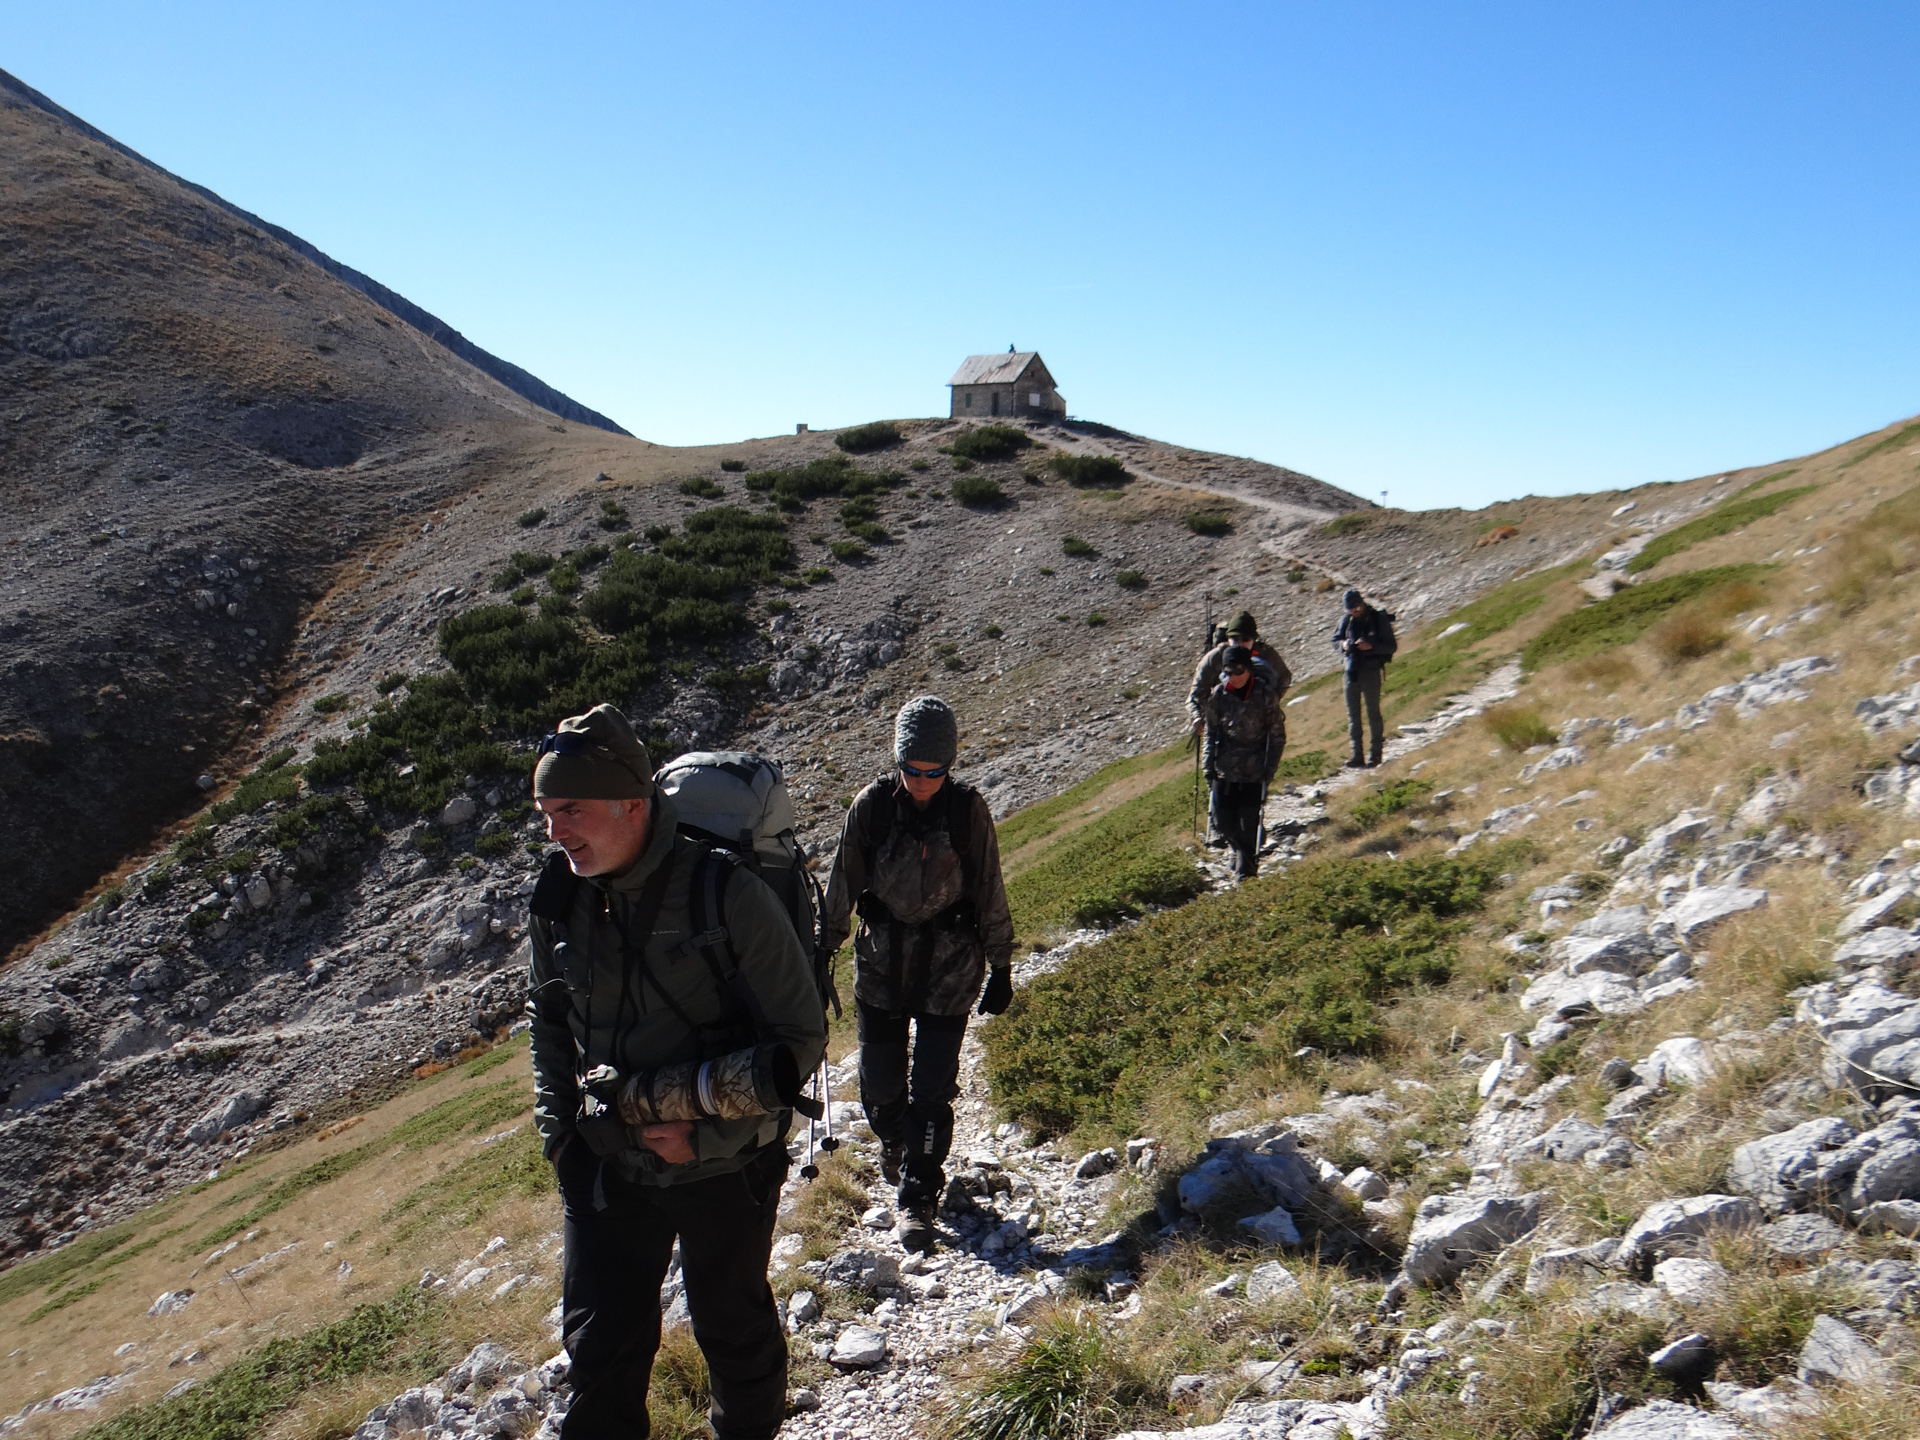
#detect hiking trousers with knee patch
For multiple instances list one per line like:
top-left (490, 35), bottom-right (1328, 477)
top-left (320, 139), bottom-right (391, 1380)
top-left (857, 1002), bottom-right (968, 1205)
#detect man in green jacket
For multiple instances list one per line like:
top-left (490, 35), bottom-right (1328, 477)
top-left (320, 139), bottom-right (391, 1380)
top-left (525, 705), bottom-right (825, 1440)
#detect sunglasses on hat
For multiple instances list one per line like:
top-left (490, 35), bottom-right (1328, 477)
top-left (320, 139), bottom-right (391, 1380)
top-left (899, 761), bottom-right (949, 780)
top-left (537, 731), bottom-right (601, 757)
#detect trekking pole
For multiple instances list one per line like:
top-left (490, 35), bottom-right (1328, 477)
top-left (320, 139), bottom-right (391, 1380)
top-left (818, 1056), bottom-right (839, 1159)
top-left (800, 1063), bottom-right (823, 1181)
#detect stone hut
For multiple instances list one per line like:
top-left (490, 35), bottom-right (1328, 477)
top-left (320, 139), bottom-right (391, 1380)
top-left (947, 350), bottom-right (1065, 420)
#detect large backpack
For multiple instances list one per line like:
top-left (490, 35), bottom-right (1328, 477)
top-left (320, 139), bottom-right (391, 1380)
top-left (654, 751), bottom-right (837, 1016)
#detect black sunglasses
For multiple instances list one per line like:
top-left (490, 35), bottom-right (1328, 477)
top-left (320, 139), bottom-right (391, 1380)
top-left (537, 732), bottom-right (599, 757)
top-left (899, 762), bottom-right (949, 780)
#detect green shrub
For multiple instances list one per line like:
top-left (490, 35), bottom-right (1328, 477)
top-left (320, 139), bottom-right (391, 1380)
top-left (1061, 536), bottom-right (1095, 557)
top-left (952, 457), bottom-right (975, 472)
top-left (1065, 850), bottom-right (1205, 928)
top-left (597, 498), bottom-right (631, 530)
top-left (835, 420), bottom-right (902, 453)
top-left (1625, 485), bottom-right (1818, 573)
top-left (984, 623), bottom-right (1004, 638)
top-left (1318, 511), bottom-right (1374, 537)
top-left (1286, 567), bottom-right (1307, 583)
top-left (546, 563), bottom-right (581, 595)
top-left (1347, 778), bottom-right (1434, 831)
top-left (952, 475), bottom-right (1007, 507)
top-left (1086, 612), bottom-right (1107, 627)
top-left (679, 476), bottom-right (724, 499)
top-left (472, 830), bottom-right (518, 858)
top-left (643, 524), bottom-right (672, 544)
top-left (513, 550), bottom-right (556, 575)
top-left (986, 851), bottom-right (1506, 1135)
top-left (374, 672), bottom-right (408, 695)
top-left (719, 458), bottom-right (746, 472)
top-left (311, 694), bottom-right (349, 715)
top-left (803, 566), bottom-right (834, 583)
top-left (765, 598), bottom-right (792, 614)
top-left (1044, 453), bottom-right (1128, 488)
top-left (515, 507), bottom-right (546, 528)
top-left (947, 424), bottom-right (1032, 462)
top-left (829, 540), bottom-right (869, 561)
top-left (1523, 563), bottom-right (1771, 671)
top-left (511, 585), bottom-right (536, 605)
top-left (208, 750), bottom-right (301, 823)
top-left (909, 458), bottom-right (930, 472)
top-left (1184, 511), bottom-right (1232, 536)
top-left (1115, 569), bottom-right (1146, 589)
top-left (743, 452), bottom-right (900, 511)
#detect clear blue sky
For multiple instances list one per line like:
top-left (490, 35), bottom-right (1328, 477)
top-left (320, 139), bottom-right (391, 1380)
top-left (11, 3), bottom-right (1920, 509)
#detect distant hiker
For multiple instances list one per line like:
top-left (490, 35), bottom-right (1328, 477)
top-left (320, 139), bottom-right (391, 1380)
top-left (524, 704), bottom-right (825, 1440)
top-left (1188, 609), bottom-right (1292, 731)
top-left (1332, 589), bottom-right (1397, 767)
top-left (1201, 644), bottom-right (1286, 879)
top-left (819, 695), bottom-right (1014, 1254)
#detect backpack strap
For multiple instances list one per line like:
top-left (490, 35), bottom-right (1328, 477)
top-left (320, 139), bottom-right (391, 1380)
top-left (684, 844), bottom-right (824, 1120)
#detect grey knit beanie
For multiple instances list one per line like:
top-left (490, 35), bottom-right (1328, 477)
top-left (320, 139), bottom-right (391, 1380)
top-left (894, 694), bottom-right (959, 767)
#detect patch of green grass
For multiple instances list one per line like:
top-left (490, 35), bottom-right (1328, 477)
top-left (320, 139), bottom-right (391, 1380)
top-left (744, 452), bottom-right (900, 511)
top-left (515, 507), bottom-right (546, 528)
top-left (939, 1310), bottom-right (1154, 1440)
top-left (1730, 468), bottom-right (1800, 498)
top-left (1045, 453), bottom-right (1129, 488)
top-left (1184, 511), bottom-right (1232, 536)
top-left (1115, 569), bottom-right (1147, 589)
top-left (194, 1080), bottom-right (531, 1249)
top-left (462, 1033), bottom-right (527, 1078)
top-left (1844, 421), bottom-right (1920, 469)
top-left (1004, 765), bottom-right (1200, 944)
top-left (986, 850), bottom-right (1510, 1137)
top-left (1064, 850), bottom-right (1206, 929)
top-left (678, 476), bottom-right (724, 499)
top-left (1274, 749), bottom-right (1332, 784)
top-left (205, 749), bottom-right (300, 823)
top-left (1382, 559), bottom-right (1589, 716)
top-left (73, 1289), bottom-right (443, 1440)
top-left (1318, 512), bottom-right (1373, 537)
top-left (948, 424), bottom-right (1032, 462)
top-left (1523, 563), bottom-right (1772, 672)
top-left (836, 420), bottom-right (901, 453)
top-left (311, 695), bottom-right (349, 715)
top-left (382, 1125), bottom-right (550, 1247)
top-left (1061, 536), bottom-right (1096, 557)
top-left (952, 475), bottom-right (1007, 507)
top-left (1085, 612), bottom-right (1107, 627)
top-left (27, 1274), bottom-right (112, 1323)
top-left (1625, 486), bottom-right (1819, 573)
top-left (1347, 778), bottom-right (1434, 831)
top-left (997, 743), bottom-right (1187, 856)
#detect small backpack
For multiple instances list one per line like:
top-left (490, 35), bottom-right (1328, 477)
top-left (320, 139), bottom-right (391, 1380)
top-left (654, 751), bottom-right (837, 1016)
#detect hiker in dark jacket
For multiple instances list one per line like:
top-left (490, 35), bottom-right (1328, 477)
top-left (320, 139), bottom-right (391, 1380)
top-left (1187, 609), bottom-right (1292, 729)
top-left (525, 704), bottom-right (825, 1440)
top-left (1200, 645), bottom-right (1286, 879)
top-left (819, 695), bottom-right (1014, 1252)
top-left (1331, 589), bottom-right (1397, 767)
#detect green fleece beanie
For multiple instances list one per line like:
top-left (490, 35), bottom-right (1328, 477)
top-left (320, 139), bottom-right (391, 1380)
top-left (532, 704), bottom-right (655, 800)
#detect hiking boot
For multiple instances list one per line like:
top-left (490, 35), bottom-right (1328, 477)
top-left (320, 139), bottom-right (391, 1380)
top-left (880, 1141), bottom-right (904, 1185)
top-left (895, 1203), bottom-right (936, 1254)
top-left (1343, 756), bottom-right (1367, 769)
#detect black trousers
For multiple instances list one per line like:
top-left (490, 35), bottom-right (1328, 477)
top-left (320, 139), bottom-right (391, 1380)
top-left (559, 1143), bottom-right (789, 1440)
top-left (1345, 665), bottom-right (1385, 763)
top-left (1212, 779), bottom-right (1265, 877)
top-left (857, 1001), bottom-right (968, 1205)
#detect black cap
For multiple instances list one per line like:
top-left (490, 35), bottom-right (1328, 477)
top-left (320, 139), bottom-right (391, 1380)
top-left (1343, 589), bottom-right (1363, 609)
top-left (1223, 644), bottom-right (1253, 670)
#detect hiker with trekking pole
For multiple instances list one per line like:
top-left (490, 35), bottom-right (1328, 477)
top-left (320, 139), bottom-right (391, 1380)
top-left (523, 705), bottom-right (828, 1440)
top-left (1188, 609), bottom-right (1292, 847)
top-left (818, 695), bottom-right (1015, 1255)
top-left (1197, 644), bottom-right (1287, 881)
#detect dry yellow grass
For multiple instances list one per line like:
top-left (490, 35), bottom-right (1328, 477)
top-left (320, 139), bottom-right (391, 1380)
top-left (0, 1049), bottom-right (558, 1440)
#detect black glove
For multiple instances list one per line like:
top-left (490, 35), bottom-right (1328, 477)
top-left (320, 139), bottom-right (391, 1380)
top-left (978, 968), bottom-right (1013, 1016)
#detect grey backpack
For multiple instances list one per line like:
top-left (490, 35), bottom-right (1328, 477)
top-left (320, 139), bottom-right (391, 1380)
top-left (653, 751), bottom-right (835, 1014)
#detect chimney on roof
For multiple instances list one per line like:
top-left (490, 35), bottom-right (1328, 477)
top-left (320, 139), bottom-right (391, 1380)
top-left (1008, 344), bottom-right (1015, 352)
